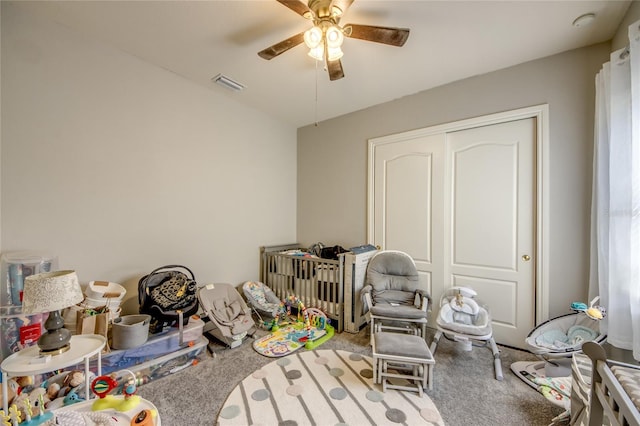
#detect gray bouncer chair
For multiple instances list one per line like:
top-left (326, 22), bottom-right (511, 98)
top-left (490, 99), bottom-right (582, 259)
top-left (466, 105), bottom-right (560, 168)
top-left (361, 250), bottom-right (430, 343)
top-left (198, 283), bottom-right (256, 349)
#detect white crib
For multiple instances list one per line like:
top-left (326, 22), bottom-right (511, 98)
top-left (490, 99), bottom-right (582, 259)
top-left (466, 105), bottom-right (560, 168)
top-left (571, 342), bottom-right (640, 426)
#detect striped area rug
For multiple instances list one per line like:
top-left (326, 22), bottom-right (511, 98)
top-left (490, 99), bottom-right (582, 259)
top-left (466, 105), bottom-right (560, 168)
top-left (217, 349), bottom-right (444, 425)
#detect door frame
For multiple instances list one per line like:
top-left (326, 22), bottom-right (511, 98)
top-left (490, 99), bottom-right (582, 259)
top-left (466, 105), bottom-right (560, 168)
top-left (367, 104), bottom-right (550, 325)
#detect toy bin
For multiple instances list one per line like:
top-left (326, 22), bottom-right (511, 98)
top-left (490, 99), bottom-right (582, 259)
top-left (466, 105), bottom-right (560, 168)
top-left (65, 316), bottom-right (205, 375)
top-left (0, 305), bottom-right (46, 363)
top-left (0, 251), bottom-right (58, 307)
top-left (96, 336), bottom-right (208, 396)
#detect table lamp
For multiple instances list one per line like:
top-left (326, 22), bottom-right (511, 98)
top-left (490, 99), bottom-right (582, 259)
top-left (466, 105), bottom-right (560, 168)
top-left (21, 270), bottom-right (84, 355)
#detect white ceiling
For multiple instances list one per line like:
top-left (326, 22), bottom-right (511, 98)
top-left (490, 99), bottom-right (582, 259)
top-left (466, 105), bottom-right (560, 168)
top-left (14, 0), bottom-right (632, 128)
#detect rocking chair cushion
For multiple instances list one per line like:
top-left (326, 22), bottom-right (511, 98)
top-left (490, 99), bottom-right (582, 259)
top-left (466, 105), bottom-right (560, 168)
top-left (370, 303), bottom-right (427, 320)
top-left (374, 332), bottom-right (433, 361)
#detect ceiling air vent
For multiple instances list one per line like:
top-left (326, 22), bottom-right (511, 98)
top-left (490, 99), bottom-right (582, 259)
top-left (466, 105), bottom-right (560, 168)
top-left (212, 73), bottom-right (246, 92)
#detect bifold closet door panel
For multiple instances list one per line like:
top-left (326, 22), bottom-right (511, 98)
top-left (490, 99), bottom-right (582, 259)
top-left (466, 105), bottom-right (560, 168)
top-left (371, 133), bottom-right (445, 324)
top-left (445, 118), bottom-right (536, 348)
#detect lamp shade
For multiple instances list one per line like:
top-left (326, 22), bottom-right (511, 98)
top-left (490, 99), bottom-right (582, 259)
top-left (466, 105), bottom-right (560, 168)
top-left (22, 270), bottom-right (84, 314)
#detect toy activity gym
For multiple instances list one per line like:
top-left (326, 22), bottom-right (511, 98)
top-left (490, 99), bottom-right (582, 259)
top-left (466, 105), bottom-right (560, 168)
top-left (252, 295), bottom-right (334, 357)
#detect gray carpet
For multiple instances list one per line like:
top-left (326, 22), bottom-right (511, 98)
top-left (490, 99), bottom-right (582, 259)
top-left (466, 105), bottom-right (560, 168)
top-left (136, 326), bottom-right (564, 425)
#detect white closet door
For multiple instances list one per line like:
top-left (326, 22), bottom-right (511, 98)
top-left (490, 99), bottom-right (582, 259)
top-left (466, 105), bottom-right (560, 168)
top-left (371, 133), bottom-right (445, 308)
top-left (445, 118), bottom-right (535, 347)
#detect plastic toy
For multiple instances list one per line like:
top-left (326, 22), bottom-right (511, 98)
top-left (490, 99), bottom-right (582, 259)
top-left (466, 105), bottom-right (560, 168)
top-left (0, 409), bottom-right (10, 426)
top-left (18, 400), bottom-right (53, 426)
top-left (8, 405), bottom-right (19, 426)
top-left (5, 384), bottom-right (44, 425)
top-left (91, 369), bottom-right (140, 412)
top-left (253, 296), bottom-right (334, 357)
top-left (131, 409), bottom-right (157, 426)
top-left (571, 296), bottom-right (606, 320)
top-left (0, 401), bottom-right (55, 426)
top-left (303, 308), bottom-right (334, 350)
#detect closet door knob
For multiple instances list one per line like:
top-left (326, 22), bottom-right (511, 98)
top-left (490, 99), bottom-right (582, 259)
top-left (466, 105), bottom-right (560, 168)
top-left (522, 254), bottom-right (531, 261)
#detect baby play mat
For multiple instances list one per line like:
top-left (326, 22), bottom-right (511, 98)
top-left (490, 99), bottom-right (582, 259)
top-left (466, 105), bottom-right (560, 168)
top-left (218, 349), bottom-right (444, 425)
top-left (252, 323), bottom-right (329, 357)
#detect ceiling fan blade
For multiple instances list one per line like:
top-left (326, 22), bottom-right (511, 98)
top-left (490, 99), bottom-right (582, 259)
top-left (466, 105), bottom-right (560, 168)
top-left (343, 23), bottom-right (410, 47)
top-left (327, 58), bottom-right (345, 81)
top-left (276, 0), bottom-right (314, 19)
top-left (258, 32), bottom-right (305, 60)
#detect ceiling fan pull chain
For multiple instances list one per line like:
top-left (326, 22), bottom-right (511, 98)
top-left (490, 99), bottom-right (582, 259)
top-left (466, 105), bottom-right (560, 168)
top-left (314, 58), bottom-right (319, 127)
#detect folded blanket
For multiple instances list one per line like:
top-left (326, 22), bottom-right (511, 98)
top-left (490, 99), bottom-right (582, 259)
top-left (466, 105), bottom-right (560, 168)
top-left (535, 329), bottom-right (569, 349)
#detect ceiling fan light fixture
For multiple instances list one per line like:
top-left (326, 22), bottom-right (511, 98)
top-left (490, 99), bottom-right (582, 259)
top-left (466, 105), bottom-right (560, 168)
top-left (304, 26), bottom-right (323, 49)
top-left (325, 25), bottom-right (344, 48)
top-left (326, 45), bottom-right (343, 61)
top-left (308, 44), bottom-right (325, 61)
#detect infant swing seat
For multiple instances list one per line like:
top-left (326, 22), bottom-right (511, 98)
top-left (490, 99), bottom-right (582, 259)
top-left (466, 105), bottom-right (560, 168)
top-left (429, 286), bottom-right (503, 381)
top-left (198, 283), bottom-right (256, 349)
top-left (510, 303), bottom-right (606, 389)
top-left (242, 281), bottom-right (281, 327)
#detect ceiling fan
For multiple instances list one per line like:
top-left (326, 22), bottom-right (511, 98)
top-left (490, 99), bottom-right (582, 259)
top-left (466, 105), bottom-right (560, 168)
top-left (258, 0), bottom-right (410, 81)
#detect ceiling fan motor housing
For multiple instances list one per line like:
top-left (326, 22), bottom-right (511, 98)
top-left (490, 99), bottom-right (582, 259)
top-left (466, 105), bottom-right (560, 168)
top-left (307, 0), bottom-right (341, 19)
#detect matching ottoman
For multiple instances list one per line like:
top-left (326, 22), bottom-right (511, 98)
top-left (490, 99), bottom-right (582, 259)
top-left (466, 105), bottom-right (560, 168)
top-left (372, 331), bottom-right (435, 396)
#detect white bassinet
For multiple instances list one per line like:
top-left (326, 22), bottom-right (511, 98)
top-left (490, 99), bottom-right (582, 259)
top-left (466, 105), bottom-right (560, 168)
top-left (429, 286), bottom-right (503, 380)
top-left (511, 311), bottom-right (607, 387)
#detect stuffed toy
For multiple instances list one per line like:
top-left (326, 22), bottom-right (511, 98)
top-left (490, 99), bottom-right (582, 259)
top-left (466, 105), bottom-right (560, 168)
top-left (45, 382), bottom-right (60, 401)
top-left (27, 387), bottom-right (49, 417)
top-left (62, 388), bottom-right (83, 406)
top-left (63, 370), bottom-right (84, 389)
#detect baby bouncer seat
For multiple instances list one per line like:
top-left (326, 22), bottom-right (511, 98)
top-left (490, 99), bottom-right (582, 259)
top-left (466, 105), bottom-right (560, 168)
top-left (510, 298), bottom-right (606, 387)
top-left (242, 281), bottom-right (281, 327)
top-left (198, 283), bottom-right (256, 349)
top-left (429, 286), bottom-right (503, 381)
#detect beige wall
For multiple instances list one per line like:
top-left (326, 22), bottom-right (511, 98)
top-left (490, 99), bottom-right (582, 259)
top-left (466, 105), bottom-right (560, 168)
top-left (1, 4), bottom-right (297, 313)
top-left (297, 42), bottom-right (611, 319)
top-left (612, 1), bottom-right (640, 51)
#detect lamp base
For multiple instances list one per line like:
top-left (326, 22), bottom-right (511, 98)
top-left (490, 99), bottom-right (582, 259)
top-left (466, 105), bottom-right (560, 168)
top-left (39, 343), bottom-right (70, 356)
top-left (38, 309), bottom-right (73, 355)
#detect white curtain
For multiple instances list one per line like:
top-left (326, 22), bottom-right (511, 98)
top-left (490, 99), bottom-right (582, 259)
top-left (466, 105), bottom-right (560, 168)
top-left (590, 20), bottom-right (640, 361)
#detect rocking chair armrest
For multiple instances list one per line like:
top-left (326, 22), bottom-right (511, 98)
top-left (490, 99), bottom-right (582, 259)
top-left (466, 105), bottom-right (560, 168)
top-left (415, 290), bottom-right (431, 312)
top-left (361, 285), bottom-right (374, 313)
